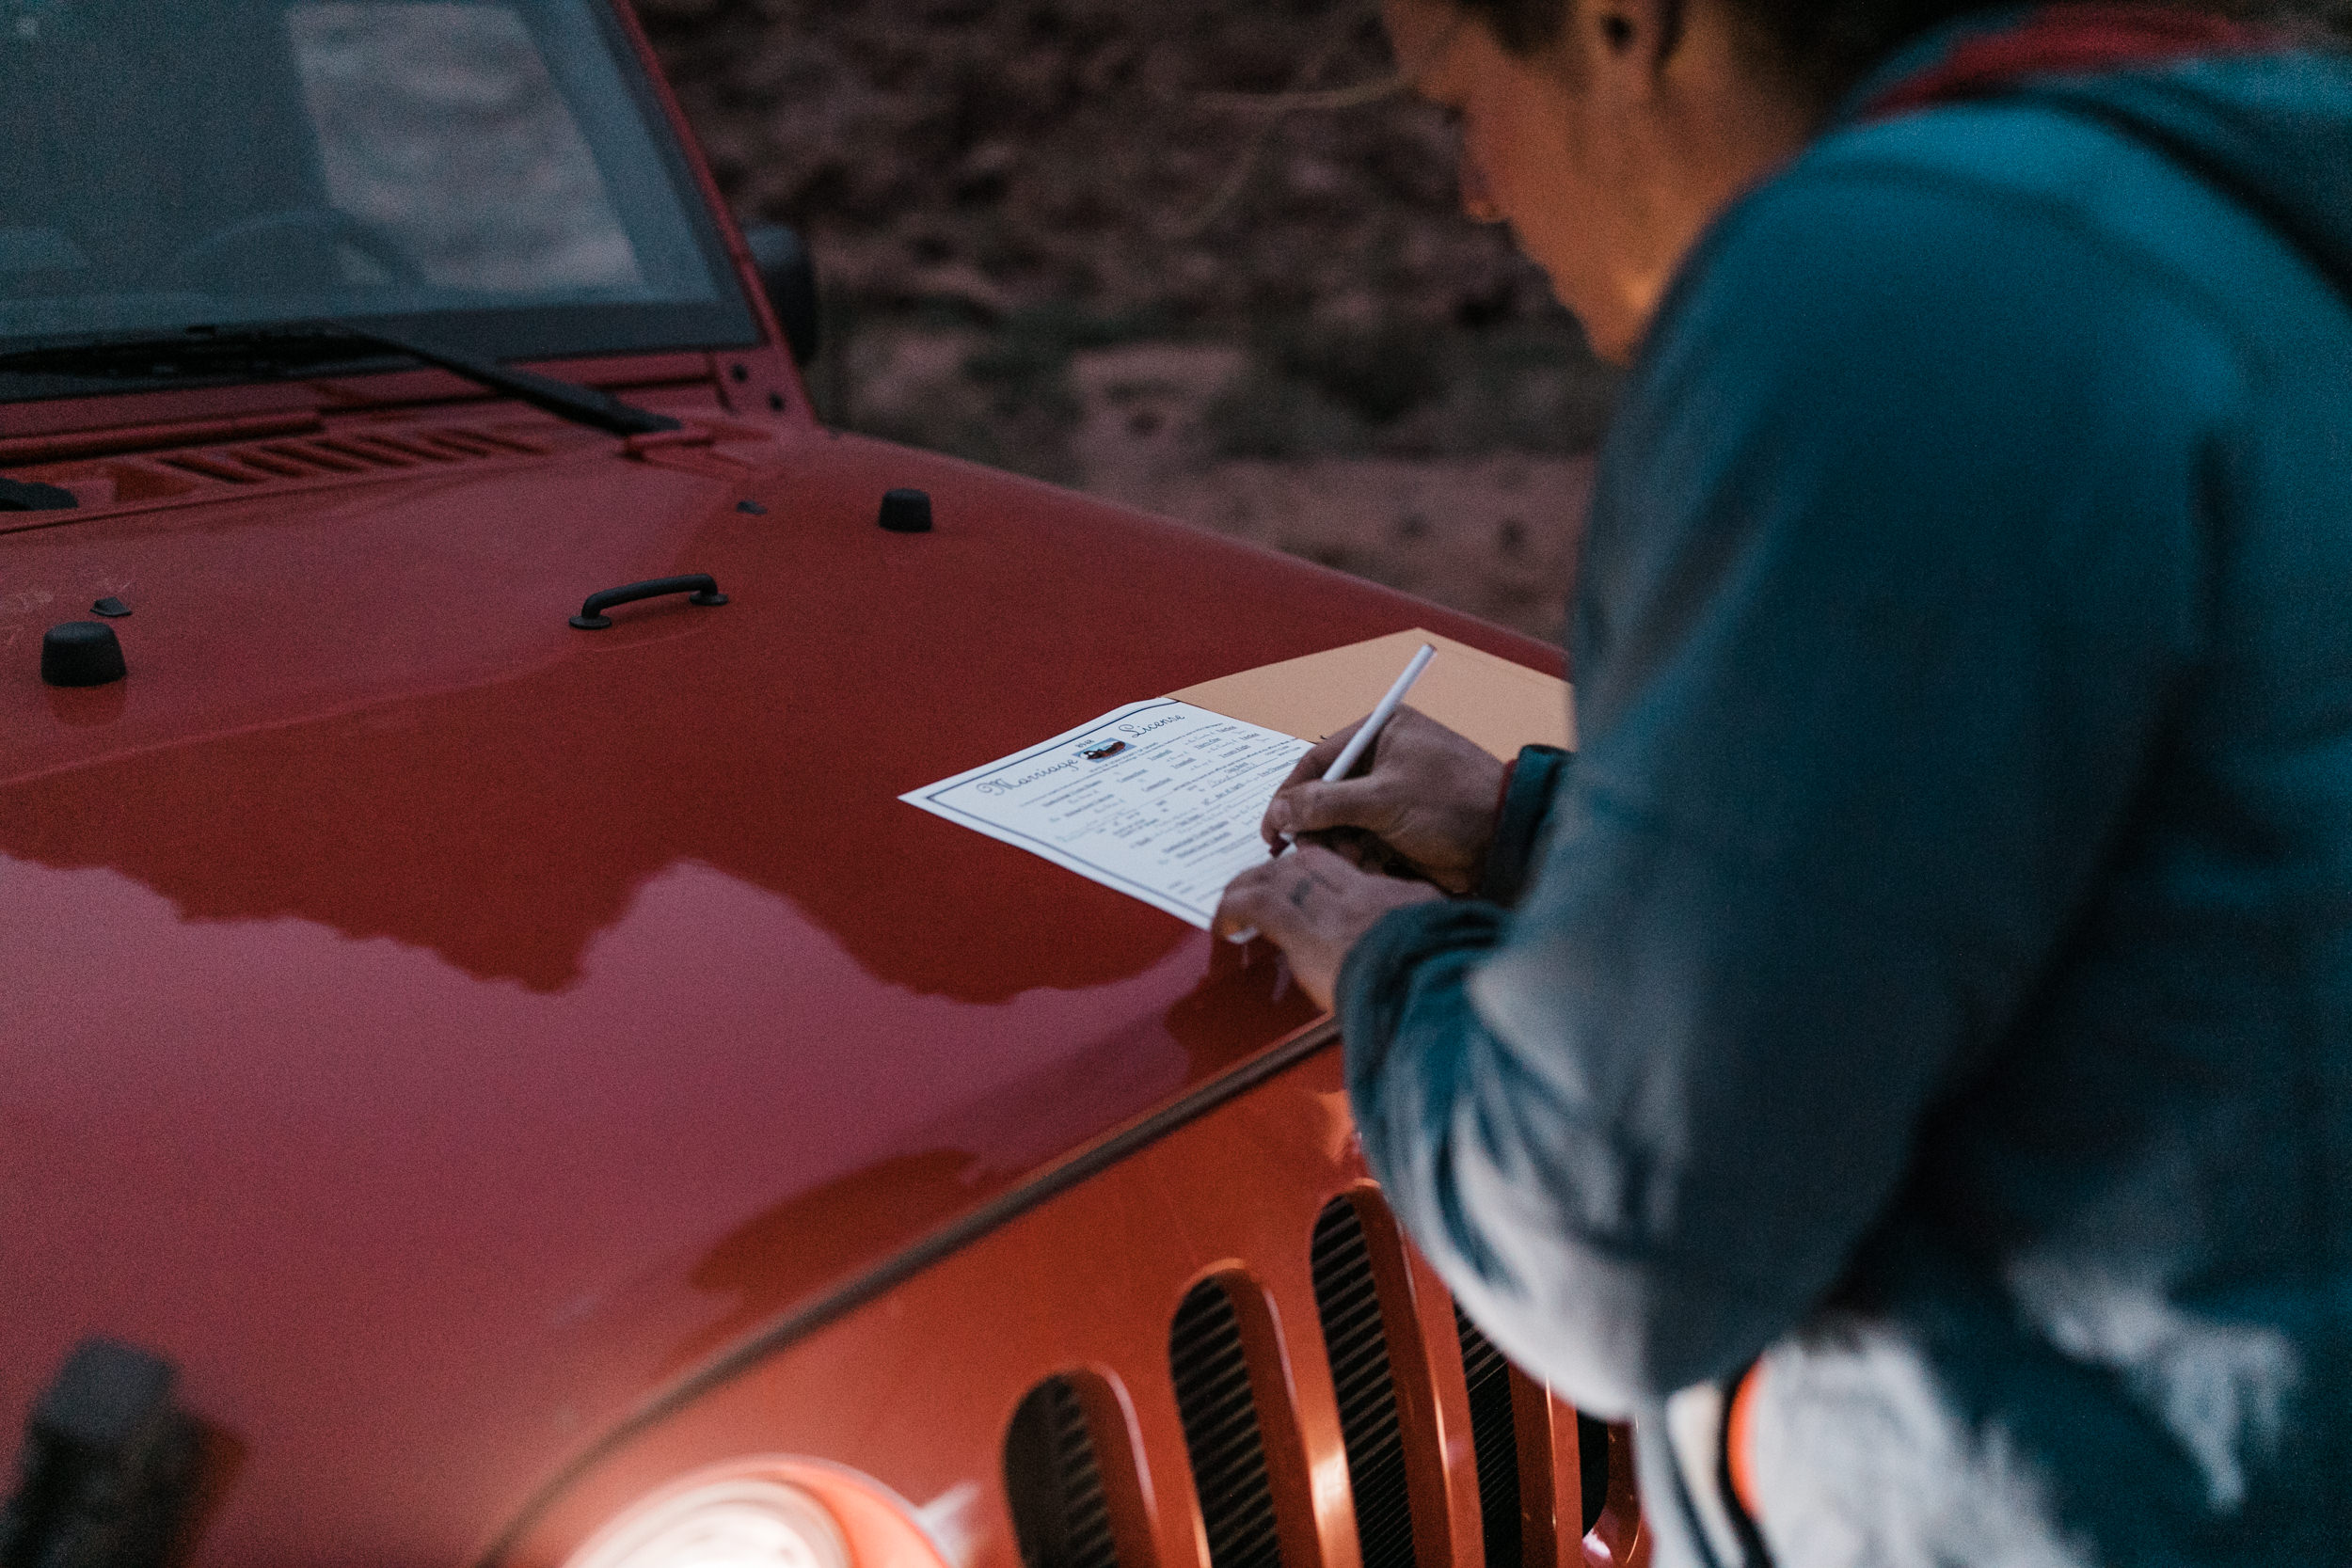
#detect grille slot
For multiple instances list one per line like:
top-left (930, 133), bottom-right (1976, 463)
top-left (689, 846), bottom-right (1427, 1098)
top-left (1005, 1378), bottom-right (1121, 1568)
top-left (1576, 1413), bottom-right (1610, 1537)
top-left (1455, 1307), bottom-right (1523, 1568)
top-left (1170, 1279), bottom-right (1282, 1568)
top-left (1311, 1199), bottom-right (1416, 1568)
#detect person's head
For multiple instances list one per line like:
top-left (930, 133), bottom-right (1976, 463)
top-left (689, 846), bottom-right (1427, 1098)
top-left (1384, 0), bottom-right (1843, 360)
top-left (1382, 0), bottom-right (2255, 359)
top-left (1442, 0), bottom-right (2032, 104)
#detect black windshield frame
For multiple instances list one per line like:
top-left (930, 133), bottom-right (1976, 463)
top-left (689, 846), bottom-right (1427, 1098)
top-left (0, 0), bottom-right (763, 395)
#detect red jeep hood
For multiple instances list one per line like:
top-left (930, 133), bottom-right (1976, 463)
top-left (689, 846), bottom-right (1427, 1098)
top-left (0, 408), bottom-right (1554, 1564)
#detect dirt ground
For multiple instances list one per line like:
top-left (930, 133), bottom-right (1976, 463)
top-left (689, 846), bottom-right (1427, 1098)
top-left (855, 332), bottom-right (1597, 634)
top-left (634, 0), bottom-right (1611, 642)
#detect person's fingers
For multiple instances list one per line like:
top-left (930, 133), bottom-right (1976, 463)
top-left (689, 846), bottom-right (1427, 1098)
top-left (1218, 845), bottom-right (1438, 1008)
top-left (1263, 722), bottom-right (1363, 844)
top-left (1268, 776), bottom-right (1394, 839)
top-left (1259, 705), bottom-right (1490, 852)
top-left (1280, 843), bottom-right (1362, 890)
top-left (1284, 724), bottom-right (1360, 791)
top-left (1306, 826), bottom-right (1375, 870)
top-left (1213, 861), bottom-right (1288, 941)
top-left (1216, 846), bottom-right (1356, 937)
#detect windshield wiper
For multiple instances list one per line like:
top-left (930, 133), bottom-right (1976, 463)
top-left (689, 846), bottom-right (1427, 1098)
top-left (0, 323), bottom-right (682, 437)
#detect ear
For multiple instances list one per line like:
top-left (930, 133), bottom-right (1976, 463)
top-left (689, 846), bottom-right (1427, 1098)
top-left (1586, 0), bottom-right (1685, 75)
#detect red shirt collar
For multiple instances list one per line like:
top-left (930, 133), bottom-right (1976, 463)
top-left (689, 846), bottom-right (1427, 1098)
top-left (1860, 4), bottom-right (2287, 120)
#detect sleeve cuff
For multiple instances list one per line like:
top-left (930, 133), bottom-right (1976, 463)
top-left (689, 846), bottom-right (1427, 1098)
top-left (1477, 745), bottom-right (1571, 907)
top-left (1337, 898), bottom-right (1511, 1111)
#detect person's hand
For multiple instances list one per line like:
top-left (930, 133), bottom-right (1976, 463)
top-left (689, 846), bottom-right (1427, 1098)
top-left (1214, 846), bottom-right (1443, 1011)
top-left (1262, 707), bottom-right (1505, 894)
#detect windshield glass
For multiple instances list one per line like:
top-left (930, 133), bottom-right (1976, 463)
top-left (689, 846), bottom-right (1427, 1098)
top-left (0, 0), bottom-right (756, 375)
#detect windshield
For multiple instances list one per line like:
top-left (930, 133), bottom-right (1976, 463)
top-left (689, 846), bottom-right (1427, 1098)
top-left (0, 0), bottom-right (757, 378)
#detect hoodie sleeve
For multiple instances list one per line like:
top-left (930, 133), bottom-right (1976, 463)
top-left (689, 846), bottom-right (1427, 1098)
top-left (1476, 745), bottom-right (1571, 907)
top-left (1340, 142), bottom-right (2237, 1413)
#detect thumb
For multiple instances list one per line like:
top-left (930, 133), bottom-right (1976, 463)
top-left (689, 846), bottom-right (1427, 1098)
top-left (1268, 776), bottom-right (1389, 837)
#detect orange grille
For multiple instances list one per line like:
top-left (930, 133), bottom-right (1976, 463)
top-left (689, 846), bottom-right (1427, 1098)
top-left (1007, 1189), bottom-right (1639, 1568)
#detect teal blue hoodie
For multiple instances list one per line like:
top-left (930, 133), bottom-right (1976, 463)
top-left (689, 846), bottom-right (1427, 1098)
top-left (1341, 26), bottom-right (2352, 1568)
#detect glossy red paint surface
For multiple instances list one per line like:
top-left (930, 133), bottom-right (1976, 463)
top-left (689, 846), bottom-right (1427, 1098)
top-left (0, 387), bottom-right (1564, 1563)
top-left (3, 3), bottom-right (1577, 1556)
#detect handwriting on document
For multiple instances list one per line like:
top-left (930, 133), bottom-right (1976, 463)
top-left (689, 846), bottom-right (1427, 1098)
top-left (902, 700), bottom-right (1313, 929)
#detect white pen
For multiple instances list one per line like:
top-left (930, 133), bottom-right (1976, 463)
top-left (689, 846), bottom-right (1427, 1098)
top-left (1229, 641), bottom-right (1438, 945)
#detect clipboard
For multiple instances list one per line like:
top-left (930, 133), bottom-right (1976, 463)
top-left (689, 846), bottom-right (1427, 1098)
top-left (1171, 628), bottom-right (1574, 760)
top-left (900, 630), bottom-right (1573, 929)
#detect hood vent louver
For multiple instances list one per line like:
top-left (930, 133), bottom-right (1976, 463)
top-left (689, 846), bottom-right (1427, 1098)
top-left (150, 426), bottom-right (545, 487)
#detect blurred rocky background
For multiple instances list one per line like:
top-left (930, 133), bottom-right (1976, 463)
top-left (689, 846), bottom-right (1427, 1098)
top-left (634, 0), bottom-right (1612, 642)
top-left (633, 0), bottom-right (2352, 642)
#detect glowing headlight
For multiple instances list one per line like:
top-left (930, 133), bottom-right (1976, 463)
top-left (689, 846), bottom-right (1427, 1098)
top-left (564, 1478), bottom-right (851, 1568)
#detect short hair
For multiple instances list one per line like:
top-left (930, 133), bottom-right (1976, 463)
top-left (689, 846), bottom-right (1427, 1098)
top-left (1449, 0), bottom-right (2341, 100)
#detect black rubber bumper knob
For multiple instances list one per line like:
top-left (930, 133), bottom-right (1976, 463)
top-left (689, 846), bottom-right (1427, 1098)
top-left (41, 622), bottom-right (126, 687)
top-left (879, 488), bottom-right (933, 533)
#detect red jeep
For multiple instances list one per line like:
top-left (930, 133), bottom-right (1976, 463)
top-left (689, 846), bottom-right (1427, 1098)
top-left (0, 4), bottom-right (1643, 1566)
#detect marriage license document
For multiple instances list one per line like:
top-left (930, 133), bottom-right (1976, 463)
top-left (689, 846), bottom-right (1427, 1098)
top-left (900, 700), bottom-right (1311, 929)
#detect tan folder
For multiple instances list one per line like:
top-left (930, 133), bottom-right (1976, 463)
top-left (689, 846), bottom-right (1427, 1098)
top-left (1171, 628), bottom-right (1575, 762)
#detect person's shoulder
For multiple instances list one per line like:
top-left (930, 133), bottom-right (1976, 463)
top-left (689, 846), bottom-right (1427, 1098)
top-left (1802, 95), bottom-right (2185, 213)
top-left (1710, 100), bottom-right (2243, 330)
top-left (1594, 96), bottom-right (2276, 574)
top-left (1679, 84), bottom-right (2341, 372)
top-left (1631, 99), bottom-right (2260, 430)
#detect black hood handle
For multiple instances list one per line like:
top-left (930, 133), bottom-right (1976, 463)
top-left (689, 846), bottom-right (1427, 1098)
top-left (569, 574), bottom-right (729, 629)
